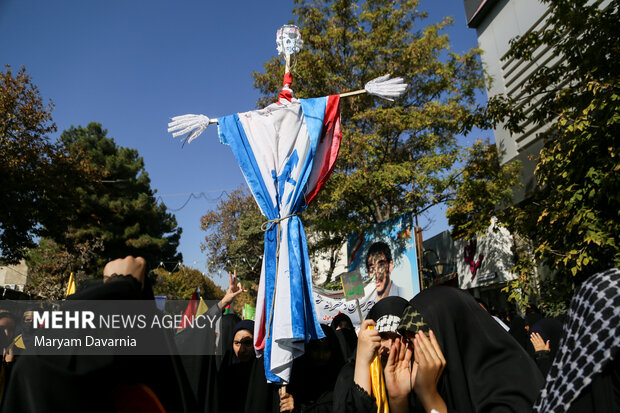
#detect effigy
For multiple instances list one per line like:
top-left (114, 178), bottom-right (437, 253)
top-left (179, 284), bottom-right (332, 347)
top-left (168, 25), bottom-right (406, 383)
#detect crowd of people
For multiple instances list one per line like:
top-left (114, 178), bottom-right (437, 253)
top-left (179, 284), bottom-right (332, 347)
top-left (0, 257), bottom-right (617, 412)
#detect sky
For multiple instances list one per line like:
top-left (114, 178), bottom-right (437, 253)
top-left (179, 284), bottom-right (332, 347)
top-left (1, 0), bottom-right (487, 288)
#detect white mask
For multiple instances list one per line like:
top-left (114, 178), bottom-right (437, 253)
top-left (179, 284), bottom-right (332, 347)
top-left (276, 25), bottom-right (303, 56)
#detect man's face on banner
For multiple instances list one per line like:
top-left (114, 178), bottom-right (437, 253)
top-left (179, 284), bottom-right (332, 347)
top-left (367, 252), bottom-right (394, 297)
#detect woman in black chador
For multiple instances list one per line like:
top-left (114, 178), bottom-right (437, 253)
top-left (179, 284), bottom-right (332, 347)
top-left (284, 324), bottom-right (345, 412)
top-left (218, 320), bottom-right (256, 413)
top-left (402, 286), bottom-right (544, 413)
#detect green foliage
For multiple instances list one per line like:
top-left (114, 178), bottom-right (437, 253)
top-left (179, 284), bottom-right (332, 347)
top-left (200, 188), bottom-right (266, 312)
top-left (59, 123), bottom-right (182, 272)
top-left (323, 279), bottom-right (344, 290)
top-left (501, 233), bottom-right (540, 312)
top-left (464, 0), bottom-right (619, 308)
top-left (0, 66), bottom-right (92, 263)
top-left (252, 0), bottom-right (486, 278)
top-left (200, 188), bottom-right (264, 282)
top-left (152, 266), bottom-right (224, 301)
top-left (537, 276), bottom-right (573, 317)
top-left (25, 237), bottom-right (104, 299)
top-left (446, 139), bottom-right (521, 239)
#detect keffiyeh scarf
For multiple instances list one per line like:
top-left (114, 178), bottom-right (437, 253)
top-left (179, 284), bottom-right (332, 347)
top-left (533, 268), bottom-right (620, 413)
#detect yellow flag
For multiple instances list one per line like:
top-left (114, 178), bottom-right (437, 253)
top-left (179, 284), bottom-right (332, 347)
top-left (196, 297), bottom-right (209, 317)
top-left (65, 272), bottom-right (76, 297)
top-left (9, 334), bottom-right (25, 350)
top-left (368, 325), bottom-right (389, 413)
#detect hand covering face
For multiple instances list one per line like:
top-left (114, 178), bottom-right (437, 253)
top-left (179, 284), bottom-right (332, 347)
top-left (409, 286), bottom-right (544, 413)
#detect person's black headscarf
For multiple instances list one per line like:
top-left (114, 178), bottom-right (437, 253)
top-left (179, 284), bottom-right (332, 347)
top-left (1, 275), bottom-right (196, 413)
top-left (217, 313), bottom-right (241, 369)
top-left (408, 286), bottom-right (544, 413)
top-left (243, 353), bottom-right (281, 413)
top-left (330, 313), bottom-right (357, 362)
top-left (366, 296), bottom-right (409, 332)
top-left (288, 324), bottom-right (345, 412)
top-left (175, 304), bottom-right (224, 413)
top-left (231, 320), bottom-right (254, 344)
top-left (531, 317), bottom-right (563, 361)
top-left (0, 312), bottom-right (17, 338)
top-left (528, 317), bottom-right (565, 376)
top-left (331, 313), bottom-right (354, 331)
top-left (525, 312), bottom-right (543, 330)
top-left (17, 306), bottom-right (39, 350)
top-left (509, 315), bottom-right (535, 357)
top-left (533, 268), bottom-right (620, 413)
top-left (334, 328), bottom-right (357, 362)
top-left (218, 320), bottom-right (256, 413)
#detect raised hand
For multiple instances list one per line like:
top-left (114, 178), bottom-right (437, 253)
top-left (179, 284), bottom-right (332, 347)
top-left (218, 270), bottom-right (247, 310)
top-left (413, 330), bottom-right (447, 413)
top-left (353, 320), bottom-right (381, 396)
top-left (384, 337), bottom-right (414, 412)
top-left (103, 256), bottom-right (146, 285)
top-left (356, 319), bottom-right (381, 364)
top-left (530, 332), bottom-right (551, 352)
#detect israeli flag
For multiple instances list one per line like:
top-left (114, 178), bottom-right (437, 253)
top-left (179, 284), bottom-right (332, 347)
top-left (217, 95), bottom-right (342, 383)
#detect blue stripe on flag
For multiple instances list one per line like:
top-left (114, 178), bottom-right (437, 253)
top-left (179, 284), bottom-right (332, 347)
top-left (288, 217), bottom-right (325, 342)
top-left (217, 114), bottom-right (277, 218)
top-left (290, 97), bottom-right (327, 211)
top-left (298, 221), bottom-right (325, 341)
top-left (263, 228), bottom-right (281, 383)
top-left (300, 97), bottom-right (327, 153)
top-left (288, 217), bottom-right (305, 339)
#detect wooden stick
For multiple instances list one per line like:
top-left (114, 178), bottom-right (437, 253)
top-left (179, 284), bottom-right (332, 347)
top-left (203, 86), bottom-right (367, 128)
top-left (339, 89), bottom-right (366, 98)
top-left (279, 385), bottom-right (291, 412)
top-left (355, 298), bottom-right (363, 324)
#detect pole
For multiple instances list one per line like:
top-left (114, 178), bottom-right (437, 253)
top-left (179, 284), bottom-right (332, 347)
top-left (285, 54), bottom-right (291, 74)
top-left (355, 298), bottom-right (363, 324)
top-left (339, 89), bottom-right (366, 98)
top-left (415, 227), bottom-right (424, 291)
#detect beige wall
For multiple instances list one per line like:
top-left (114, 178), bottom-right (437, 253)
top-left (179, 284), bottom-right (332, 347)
top-left (0, 260), bottom-right (28, 290)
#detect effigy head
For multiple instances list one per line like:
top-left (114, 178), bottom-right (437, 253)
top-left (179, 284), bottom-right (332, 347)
top-left (276, 25), bottom-right (303, 56)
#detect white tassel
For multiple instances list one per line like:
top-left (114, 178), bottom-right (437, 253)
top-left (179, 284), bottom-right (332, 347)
top-left (167, 114), bottom-right (211, 143)
top-left (364, 74), bottom-right (408, 101)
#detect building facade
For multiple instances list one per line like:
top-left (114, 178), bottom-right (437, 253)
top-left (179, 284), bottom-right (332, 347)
top-left (423, 218), bottom-right (516, 314)
top-left (464, 0), bottom-right (557, 202)
top-left (0, 260), bottom-right (28, 292)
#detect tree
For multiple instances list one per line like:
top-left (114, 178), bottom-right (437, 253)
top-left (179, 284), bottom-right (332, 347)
top-left (252, 0), bottom-right (486, 280)
top-left (200, 188), bottom-right (264, 311)
top-left (59, 123), bottom-right (182, 272)
top-left (475, 0), bottom-right (619, 286)
top-left (0, 66), bottom-right (92, 263)
top-left (152, 265), bottom-right (254, 315)
top-left (25, 237), bottom-right (104, 299)
top-left (152, 266), bottom-right (225, 301)
top-left (446, 140), bottom-right (521, 239)
top-left (200, 188), bottom-right (264, 282)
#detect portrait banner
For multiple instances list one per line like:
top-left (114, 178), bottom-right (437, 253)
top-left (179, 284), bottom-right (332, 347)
top-left (313, 213), bottom-right (421, 328)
